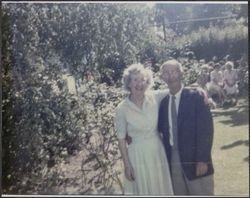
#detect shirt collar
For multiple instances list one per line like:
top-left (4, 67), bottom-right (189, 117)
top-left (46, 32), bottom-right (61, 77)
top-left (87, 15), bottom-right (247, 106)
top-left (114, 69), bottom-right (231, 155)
top-left (125, 94), bottom-right (148, 113)
top-left (170, 84), bottom-right (184, 98)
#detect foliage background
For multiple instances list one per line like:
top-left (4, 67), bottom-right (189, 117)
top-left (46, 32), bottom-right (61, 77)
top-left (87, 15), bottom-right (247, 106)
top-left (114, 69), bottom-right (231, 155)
top-left (1, 2), bottom-right (248, 195)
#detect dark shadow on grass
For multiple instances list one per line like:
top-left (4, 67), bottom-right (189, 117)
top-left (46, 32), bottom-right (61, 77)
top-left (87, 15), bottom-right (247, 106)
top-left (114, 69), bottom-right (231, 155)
top-left (244, 156), bottom-right (249, 162)
top-left (221, 139), bottom-right (249, 150)
top-left (211, 104), bottom-right (249, 126)
top-left (221, 139), bottom-right (249, 163)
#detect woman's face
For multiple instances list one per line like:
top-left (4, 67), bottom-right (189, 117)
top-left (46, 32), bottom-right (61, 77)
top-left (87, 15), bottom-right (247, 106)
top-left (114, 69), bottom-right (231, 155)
top-left (128, 71), bottom-right (148, 95)
top-left (226, 64), bottom-right (232, 70)
top-left (201, 66), bottom-right (209, 73)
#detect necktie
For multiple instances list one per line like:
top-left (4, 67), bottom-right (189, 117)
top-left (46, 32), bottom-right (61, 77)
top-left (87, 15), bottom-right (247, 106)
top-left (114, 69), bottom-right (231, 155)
top-left (171, 95), bottom-right (178, 149)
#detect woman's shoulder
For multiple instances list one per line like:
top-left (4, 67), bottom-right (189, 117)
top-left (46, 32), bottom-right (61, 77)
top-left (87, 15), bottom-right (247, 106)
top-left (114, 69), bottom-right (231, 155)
top-left (146, 89), bottom-right (169, 103)
top-left (146, 89), bottom-right (168, 96)
top-left (115, 98), bottom-right (128, 112)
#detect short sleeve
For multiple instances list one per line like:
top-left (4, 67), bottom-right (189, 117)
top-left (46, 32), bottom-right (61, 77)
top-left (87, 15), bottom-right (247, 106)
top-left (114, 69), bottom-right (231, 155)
top-left (152, 89), bottom-right (169, 105)
top-left (114, 106), bottom-right (127, 139)
top-left (210, 71), bottom-right (215, 81)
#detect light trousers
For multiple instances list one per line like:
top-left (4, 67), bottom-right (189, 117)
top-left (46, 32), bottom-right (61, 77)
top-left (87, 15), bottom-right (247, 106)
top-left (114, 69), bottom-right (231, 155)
top-left (171, 148), bottom-right (214, 195)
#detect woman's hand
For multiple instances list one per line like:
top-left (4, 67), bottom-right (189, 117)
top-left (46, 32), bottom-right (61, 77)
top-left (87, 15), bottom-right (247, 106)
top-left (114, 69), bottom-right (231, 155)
top-left (125, 134), bottom-right (132, 145)
top-left (125, 163), bottom-right (135, 181)
top-left (117, 139), bottom-right (135, 181)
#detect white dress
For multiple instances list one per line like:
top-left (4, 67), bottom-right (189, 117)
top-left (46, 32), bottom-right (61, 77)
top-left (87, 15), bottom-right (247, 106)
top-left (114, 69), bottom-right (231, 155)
top-left (114, 90), bottom-right (173, 195)
top-left (223, 69), bottom-right (239, 95)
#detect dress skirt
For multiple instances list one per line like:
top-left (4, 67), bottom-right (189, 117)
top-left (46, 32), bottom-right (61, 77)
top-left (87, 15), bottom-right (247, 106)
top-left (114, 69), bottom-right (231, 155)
top-left (123, 134), bottom-right (173, 196)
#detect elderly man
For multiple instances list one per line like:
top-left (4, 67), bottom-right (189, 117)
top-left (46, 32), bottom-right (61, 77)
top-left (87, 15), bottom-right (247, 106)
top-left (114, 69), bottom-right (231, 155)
top-left (158, 59), bottom-right (214, 195)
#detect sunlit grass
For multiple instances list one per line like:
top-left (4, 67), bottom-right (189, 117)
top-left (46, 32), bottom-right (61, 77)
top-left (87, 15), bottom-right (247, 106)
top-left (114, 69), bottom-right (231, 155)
top-left (211, 97), bottom-right (249, 196)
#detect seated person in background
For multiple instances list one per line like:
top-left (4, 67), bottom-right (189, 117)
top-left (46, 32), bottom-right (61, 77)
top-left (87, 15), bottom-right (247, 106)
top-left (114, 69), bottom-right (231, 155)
top-left (223, 61), bottom-right (239, 106)
top-left (191, 64), bottom-right (216, 109)
top-left (207, 63), bottom-right (225, 107)
top-left (196, 64), bottom-right (210, 88)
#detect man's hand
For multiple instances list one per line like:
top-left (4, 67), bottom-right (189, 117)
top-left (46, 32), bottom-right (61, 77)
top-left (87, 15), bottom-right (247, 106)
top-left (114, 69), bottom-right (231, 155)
top-left (196, 162), bottom-right (208, 176)
top-left (126, 134), bottom-right (132, 145)
top-left (208, 98), bottom-right (216, 109)
top-left (189, 86), bottom-right (209, 105)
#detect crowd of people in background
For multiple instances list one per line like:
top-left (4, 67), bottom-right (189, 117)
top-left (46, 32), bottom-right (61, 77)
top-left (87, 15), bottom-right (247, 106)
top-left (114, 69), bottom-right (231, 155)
top-left (183, 54), bottom-right (248, 109)
top-left (143, 54), bottom-right (247, 110)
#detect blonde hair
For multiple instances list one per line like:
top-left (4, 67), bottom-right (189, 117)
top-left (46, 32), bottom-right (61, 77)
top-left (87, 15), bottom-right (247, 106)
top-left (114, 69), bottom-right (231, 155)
top-left (201, 64), bottom-right (210, 71)
top-left (225, 61), bottom-right (234, 69)
top-left (122, 63), bottom-right (154, 92)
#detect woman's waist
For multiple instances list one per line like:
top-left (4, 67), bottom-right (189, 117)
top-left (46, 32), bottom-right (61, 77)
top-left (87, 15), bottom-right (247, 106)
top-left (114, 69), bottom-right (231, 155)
top-left (128, 132), bottom-right (161, 143)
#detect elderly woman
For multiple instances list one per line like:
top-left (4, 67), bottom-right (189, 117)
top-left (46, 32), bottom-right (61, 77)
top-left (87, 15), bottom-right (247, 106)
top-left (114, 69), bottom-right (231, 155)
top-left (223, 61), bottom-right (239, 105)
top-left (207, 63), bottom-right (225, 106)
top-left (114, 63), bottom-right (173, 195)
top-left (191, 65), bottom-right (216, 109)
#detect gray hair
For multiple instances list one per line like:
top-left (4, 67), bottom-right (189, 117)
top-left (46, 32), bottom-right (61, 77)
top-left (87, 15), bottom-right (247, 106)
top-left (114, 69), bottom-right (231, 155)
top-left (160, 59), bottom-right (183, 73)
top-left (122, 63), bottom-right (154, 92)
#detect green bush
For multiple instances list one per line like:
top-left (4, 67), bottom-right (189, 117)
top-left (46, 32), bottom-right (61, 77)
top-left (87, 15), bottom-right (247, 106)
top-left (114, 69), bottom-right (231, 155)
top-left (173, 22), bottom-right (248, 61)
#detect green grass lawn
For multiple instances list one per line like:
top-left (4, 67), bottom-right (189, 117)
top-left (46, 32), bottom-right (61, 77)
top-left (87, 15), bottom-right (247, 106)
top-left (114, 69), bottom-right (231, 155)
top-left (211, 97), bottom-right (249, 196)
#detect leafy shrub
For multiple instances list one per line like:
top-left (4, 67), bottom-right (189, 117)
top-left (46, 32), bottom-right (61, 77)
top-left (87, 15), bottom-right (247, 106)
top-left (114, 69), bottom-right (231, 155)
top-left (173, 23), bottom-right (248, 61)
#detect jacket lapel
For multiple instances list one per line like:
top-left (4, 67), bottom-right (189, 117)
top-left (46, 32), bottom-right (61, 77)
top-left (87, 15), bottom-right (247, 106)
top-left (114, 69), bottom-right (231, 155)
top-left (163, 95), bottom-right (170, 128)
top-left (178, 88), bottom-right (189, 127)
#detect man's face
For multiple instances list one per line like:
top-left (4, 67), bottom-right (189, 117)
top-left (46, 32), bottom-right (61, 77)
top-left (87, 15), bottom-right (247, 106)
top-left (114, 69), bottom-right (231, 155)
top-left (160, 63), bottom-right (182, 86)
